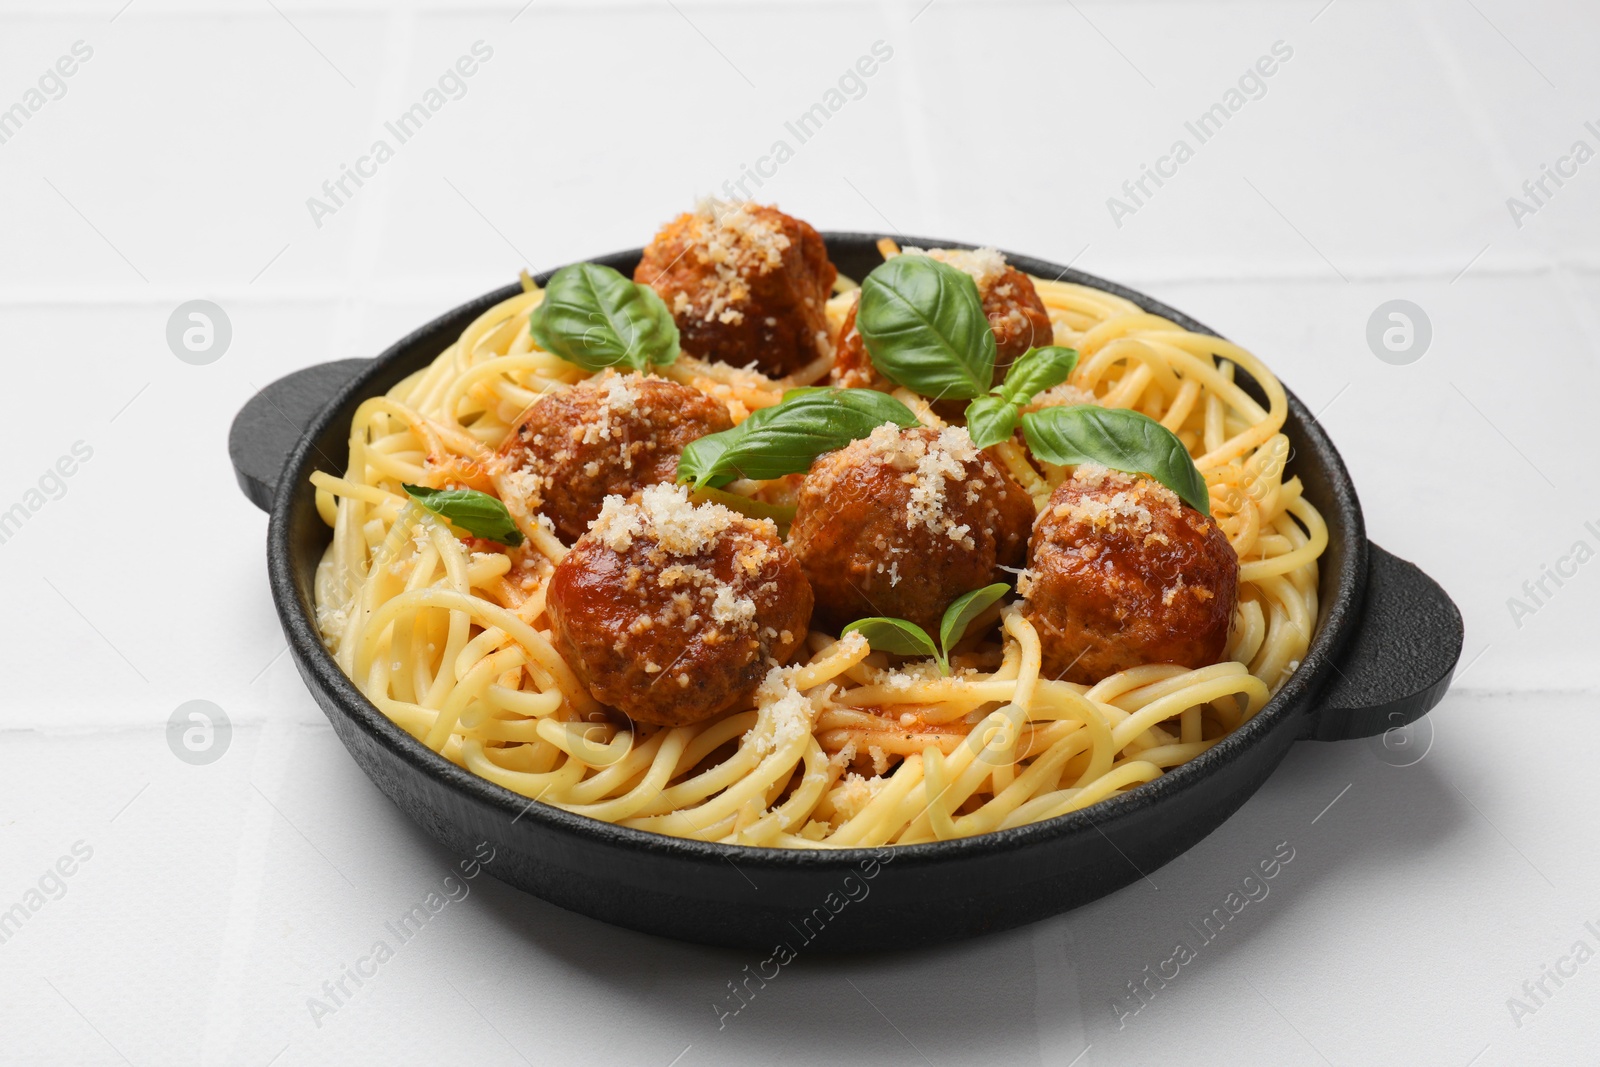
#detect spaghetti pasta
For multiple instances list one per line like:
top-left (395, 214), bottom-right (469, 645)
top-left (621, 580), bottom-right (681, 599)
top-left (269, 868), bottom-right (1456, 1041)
top-left (311, 260), bottom-right (1324, 849)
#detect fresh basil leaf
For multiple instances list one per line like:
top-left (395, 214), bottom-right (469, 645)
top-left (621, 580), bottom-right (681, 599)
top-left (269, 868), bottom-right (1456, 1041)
top-left (857, 255), bottom-right (997, 402)
top-left (998, 346), bottom-right (1078, 405)
top-left (842, 617), bottom-right (943, 672)
top-left (963, 394), bottom-right (1019, 450)
top-left (939, 583), bottom-right (1010, 657)
top-left (676, 388), bottom-right (919, 488)
top-left (402, 484), bottom-right (525, 547)
top-left (528, 262), bottom-right (680, 371)
top-left (1019, 406), bottom-right (1210, 515)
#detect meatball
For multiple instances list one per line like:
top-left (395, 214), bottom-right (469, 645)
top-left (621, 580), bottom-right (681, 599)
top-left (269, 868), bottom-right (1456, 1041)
top-left (788, 424), bottom-right (1035, 634)
top-left (828, 298), bottom-right (881, 391)
top-left (1022, 464), bottom-right (1238, 683)
top-left (981, 264), bottom-right (1055, 367)
top-left (830, 248), bottom-right (1054, 392)
top-left (635, 202), bottom-right (837, 378)
top-left (546, 485), bottom-right (813, 727)
top-left (497, 372), bottom-right (732, 543)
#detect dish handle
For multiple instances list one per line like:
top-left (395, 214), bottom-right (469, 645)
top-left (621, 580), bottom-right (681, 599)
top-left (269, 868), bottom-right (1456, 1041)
top-left (229, 359), bottom-right (371, 512)
top-left (1306, 543), bottom-right (1463, 741)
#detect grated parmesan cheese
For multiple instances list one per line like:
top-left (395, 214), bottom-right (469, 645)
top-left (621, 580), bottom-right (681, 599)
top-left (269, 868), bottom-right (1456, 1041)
top-left (588, 483), bottom-right (761, 555)
top-left (711, 583), bottom-right (758, 628)
top-left (1015, 566), bottom-right (1037, 599)
top-left (899, 245), bottom-right (1008, 291)
top-left (1023, 382), bottom-right (1099, 413)
top-left (675, 199), bottom-right (794, 326)
top-left (316, 602), bottom-right (349, 646)
top-left (864, 423), bottom-right (981, 547)
top-left (587, 484), bottom-right (775, 641)
top-left (603, 372), bottom-right (639, 412)
top-left (745, 665), bottom-right (813, 755)
top-left (831, 771), bottom-right (886, 821)
top-left (1052, 463), bottom-right (1179, 536)
top-left (579, 371), bottom-right (644, 445)
top-left (500, 458), bottom-right (548, 508)
top-left (873, 657), bottom-right (947, 691)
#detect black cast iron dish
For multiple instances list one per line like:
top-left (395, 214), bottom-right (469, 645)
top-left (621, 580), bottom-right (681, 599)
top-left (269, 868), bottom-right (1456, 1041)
top-left (231, 235), bottom-right (1463, 952)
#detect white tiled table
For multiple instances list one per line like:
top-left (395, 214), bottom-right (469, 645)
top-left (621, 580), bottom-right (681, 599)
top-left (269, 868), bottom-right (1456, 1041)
top-left (2, 2), bottom-right (1597, 1064)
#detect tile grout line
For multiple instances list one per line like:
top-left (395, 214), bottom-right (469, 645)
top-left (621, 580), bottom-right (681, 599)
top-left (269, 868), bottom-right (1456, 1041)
top-left (1405, 0), bottom-right (1600, 372)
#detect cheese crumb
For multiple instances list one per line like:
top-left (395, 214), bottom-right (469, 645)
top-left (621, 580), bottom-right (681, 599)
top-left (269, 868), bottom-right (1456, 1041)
top-left (874, 657), bottom-right (946, 690)
top-left (316, 602), bottom-right (348, 645)
top-left (588, 485), bottom-right (771, 639)
top-left (588, 483), bottom-right (760, 555)
top-left (1015, 567), bottom-right (1036, 599)
top-left (1053, 463), bottom-right (1179, 535)
top-left (711, 583), bottom-right (757, 628)
top-left (746, 666), bottom-right (813, 755)
top-left (864, 424), bottom-right (980, 547)
top-left (676, 199), bottom-right (793, 326)
top-left (1023, 382), bottom-right (1099, 413)
top-left (832, 772), bottom-right (885, 821)
top-left (500, 465), bottom-right (545, 508)
top-left (867, 745), bottom-right (890, 775)
top-left (899, 245), bottom-right (1007, 291)
top-left (579, 371), bottom-right (643, 445)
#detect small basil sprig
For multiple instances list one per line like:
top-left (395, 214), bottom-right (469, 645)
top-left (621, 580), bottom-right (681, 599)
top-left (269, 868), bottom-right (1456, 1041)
top-left (842, 617), bottom-right (938, 663)
top-left (964, 345), bottom-right (1079, 449)
top-left (1019, 406), bottom-right (1210, 515)
top-left (677, 387), bottom-right (919, 489)
top-left (529, 262), bottom-right (680, 372)
top-left (856, 255), bottom-right (997, 401)
top-left (402, 484), bottom-right (525, 547)
top-left (843, 583), bottom-right (1010, 676)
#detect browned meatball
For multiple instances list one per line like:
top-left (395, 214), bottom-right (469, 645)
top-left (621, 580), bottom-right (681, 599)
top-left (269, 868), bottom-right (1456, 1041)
top-left (827, 297), bottom-right (884, 391)
top-left (830, 248), bottom-right (1054, 392)
top-left (635, 202), bottom-right (837, 378)
top-left (1022, 465), bottom-right (1238, 683)
top-left (983, 264), bottom-right (1055, 367)
top-left (546, 485), bottom-right (813, 727)
top-left (497, 372), bottom-right (732, 543)
top-left (788, 424), bottom-right (1035, 634)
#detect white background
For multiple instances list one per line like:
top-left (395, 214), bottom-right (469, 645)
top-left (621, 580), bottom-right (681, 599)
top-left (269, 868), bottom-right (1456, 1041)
top-left (1, 1), bottom-right (1597, 1064)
